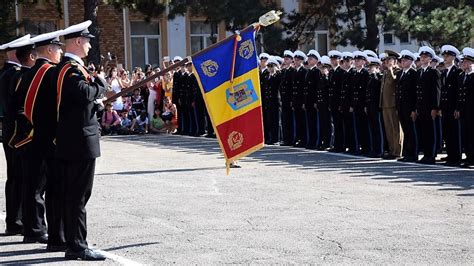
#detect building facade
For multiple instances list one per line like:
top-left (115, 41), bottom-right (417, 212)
top-left (4, 0), bottom-right (424, 70)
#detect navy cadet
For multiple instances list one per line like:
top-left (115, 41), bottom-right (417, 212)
top-left (414, 46), bottom-right (441, 164)
top-left (350, 51), bottom-right (370, 155)
top-left (0, 34), bottom-right (30, 236)
top-left (327, 50), bottom-right (345, 152)
top-left (259, 53), bottom-right (271, 142)
top-left (304, 50), bottom-right (321, 149)
top-left (439, 45), bottom-right (462, 166)
top-left (457, 48), bottom-right (474, 168)
top-left (182, 63), bottom-right (195, 135)
top-left (396, 50), bottom-right (419, 162)
top-left (291, 50), bottom-right (308, 147)
top-left (279, 50), bottom-right (295, 146)
top-left (339, 51), bottom-right (355, 153)
top-left (365, 57), bottom-right (385, 158)
top-left (13, 30), bottom-right (67, 249)
top-left (54, 21), bottom-right (107, 260)
top-left (263, 56), bottom-right (281, 145)
top-left (186, 61), bottom-right (205, 136)
top-left (316, 56), bottom-right (332, 150)
top-left (172, 56), bottom-right (185, 134)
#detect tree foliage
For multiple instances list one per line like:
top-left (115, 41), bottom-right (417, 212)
top-left (383, 0), bottom-right (474, 49)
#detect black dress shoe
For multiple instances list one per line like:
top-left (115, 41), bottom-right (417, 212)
top-left (397, 157), bottom-right (407, 162)
top-left (460, 163), bottom-right (472, 168)
top-left (47, 244), bottom-right (67, 252)
top-left (440, 156), bottom-right (450, 162)
top-left (404, 157), bottom-right (418, 162)
top-left (65, 248), bottom-right (106, 261)
top-left (417, 157), bottom-right (436, 164)
top-left (382, 154), bottom-right (397, 160)
top-left (23, 234), bottom-right (48, 244)
top-left (4, 227), bottom-right (23, 236)
top-left (445, 161), bottom-right (461, 167)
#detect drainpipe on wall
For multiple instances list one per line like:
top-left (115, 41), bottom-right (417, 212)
top-left (15, 0), bottom-right (20, 35)
top-left (63, 0), bottom-right (69, 27)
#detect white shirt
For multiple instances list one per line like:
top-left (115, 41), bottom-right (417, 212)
top-left (64, 52), bottom-right (85, 66)
top-left (6, 60), bottom-right (21, 67)
top-left (445, 64), bottom-right (454, 77)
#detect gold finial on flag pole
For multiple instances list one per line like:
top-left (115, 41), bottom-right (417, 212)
top-left (257, 10), bottom-right (283, 27)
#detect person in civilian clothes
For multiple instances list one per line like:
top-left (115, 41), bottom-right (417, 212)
top-left (54, 21), bottom-right (107, 260)
top-left (264, 56), bottom-right (281, 145)
top-left (0, 34), bottom-right (30, 236)
top-left (414, 46), bottom-right (441, 164)
top-left (291, 50), bottom-right (308, 147)
top-left (279, 50), bottom-right (295, 146)
top-left (366, 57), bottom-right (385, 158)
top-left (439, 45), bottom-right (463, 166)
top-left (396, 50), bottom-right (419, 162)
top-left (456, 48), bottom-right (474, 168)
top-left (327, 50), bottom-right (345, 152)
top-left (304, 50), bottom-right (321, 149)
top-left (316, 56), bottom-right (332, 150)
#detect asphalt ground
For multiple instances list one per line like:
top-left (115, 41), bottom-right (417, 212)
top-left (1, 134), bottom-right (473, 264)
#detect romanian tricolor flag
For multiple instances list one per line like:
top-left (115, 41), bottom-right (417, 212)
top-left (191, 25), bottom-right (264, 173)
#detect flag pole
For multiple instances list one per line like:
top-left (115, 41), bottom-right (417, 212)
top-left (104, 10), bottom-right (282, 105)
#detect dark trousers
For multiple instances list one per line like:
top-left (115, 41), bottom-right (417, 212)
top-left (442, 111), bottom-right (462, 162)
top-left (331, 109), bottom-right (344, 151)
top-left (343, 111), bottom-right (357, 152)
top-left (464, 110), bottom-right (474, 163)
top-left (21, 148), bottom-right (47, 237)
top-left (293, 107), bottom-right (306, 145)
top-left (367, 110), bottom-right (385, 156)
top-left (318, 105), bottom-right (331, 149)
top-left (418, 113), bottom-right (437, 158)
top-left (194, 105), bottom-right (206, 136)
top-left (205, 109), bottom-right (214, 135)
top-left (188, 107), bottom-right (196, 135)
top-left (399, 109), bottom-right (418, 159)
top-left (176, 103), bottom-right (183, 133)
top-left (263, 106), bottom-right (279, 144)
top-left (280, 104), bottom-right (293, 145)
top-left (57, 159), bottom-right (96, 252)
top-left (46, 158), bottom-right (65, 245)
top-left (355, 110), bottom-right (370, 153)
top-left (306, 106), bottom-right (318, 148)
top-left (3, 142), bottom-right (23, 231)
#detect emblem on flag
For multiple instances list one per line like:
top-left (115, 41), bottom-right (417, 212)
top-left (200, 60), bottom-right (219, 77)
top-left (238, 39), bottom-right (254, 59)
top-left (226, 80), bottom-right (258, 111)
top-left (227, 131), bottom-right (244, 151)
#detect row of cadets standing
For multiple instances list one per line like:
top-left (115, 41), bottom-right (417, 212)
top-left (0, 34), bottom-right (30, 236)
top-left (1, 20), bottom-right (108, 261)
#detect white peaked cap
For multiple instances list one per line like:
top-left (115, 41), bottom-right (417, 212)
top-left (399, 50), bottom-right (416, 61)
top-left (307, 49), bottom-right (321, 60)
top-left (328, 50), bottom-right (342, 58)
top-left (259, 52), bottom-right (270, 59)
top-left (441, 44), bottom-right (460, 57)
top-left (320, 55), bottom-right (331, 66)
top-left (418, 46), bottom-right (435, 58)
top-left (0, 34), bottom-right (31, 50)
top-left (368, 57), bottom-right (382, 65)
top-left (363, 49), bottom-right (377, 58)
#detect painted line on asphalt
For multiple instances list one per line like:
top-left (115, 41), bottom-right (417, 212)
top-left (0, 213), bottom-right (142, 265)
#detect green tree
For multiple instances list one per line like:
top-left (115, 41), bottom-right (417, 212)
top-left (283, 0), bottom-right (384, 51)
top-left (383, 0), bottom-right (474, 49)
top-left (84, 0), bottom-right (101, 64)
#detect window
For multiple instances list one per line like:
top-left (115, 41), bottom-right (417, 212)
top-left (399, 32), bottom-right (410, 44)
top-left (24, 20), bottom-right (57, 35)
top-left (383, 33), bottom-right (394, 44)
top-left (130, 21), bottom-right (160, 68)
top-left (190, 21), bottom-right (218, 54)
top-left (299, 30), bottom-right (329, 55)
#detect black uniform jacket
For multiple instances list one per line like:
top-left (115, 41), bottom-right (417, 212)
top-left (395, 68), bottom-right (418, 113)
top-left (54, 56), bottom-right (106, 160)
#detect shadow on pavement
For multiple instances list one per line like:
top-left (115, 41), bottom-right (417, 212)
top-left (104, 241), bottom-right (161, 252)
top-left (2, 257), bottom-right (64, 264)
top-left (0, 248), bottom-right (47, 257)
top-left (102, 135), bottom-right (474, 196)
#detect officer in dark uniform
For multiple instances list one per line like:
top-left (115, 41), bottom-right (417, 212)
top-left (316, 56), bottom-right (332, 150)
top-left (279, 50), bottom-right (295, 146)
top-left (181, 65), bottom-right (194, 135)
top-left (328, 50), bottom-right (345, 152)
top-left (186, 61), bottom-right (205, 136)
top-left (172, 56), bottom-right (185, 134)
top-left (439, 45), bottom-right (462, 166)
top-left (304, 50), bottom-right (321, 149)
top-left (457, 48), bottom-right (474, 168)
top-left (13, 30), bottom-right (67, 248)
top-left (350, 51), bottom-right (370, 155)
top-left (396, 50), bottom-right (418, 162)
top-left (262, 56), bottom-right (281, 145)
top-left (339, 52), bottom-right (355, 153)
top-left (54, 21), bottom-right (107, 260)
top-left (366, 57), bottom-right (385, 158)
top-left (414, 46), bottom-right (441, 164)
top-left (291, 50), bottom-right (308, 147)
top-left (259, 53), bottom-right (271, 143)
top-left (0, 35), bottom-right (30, 235)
